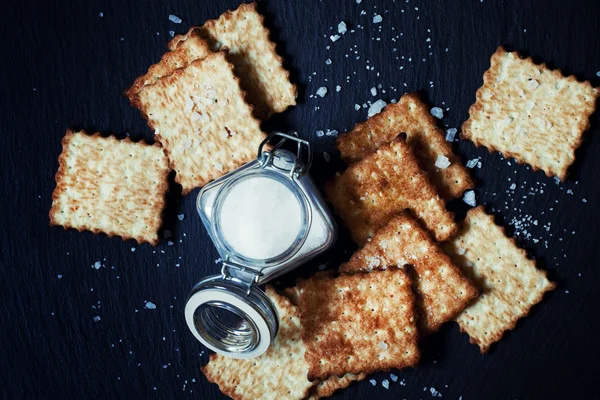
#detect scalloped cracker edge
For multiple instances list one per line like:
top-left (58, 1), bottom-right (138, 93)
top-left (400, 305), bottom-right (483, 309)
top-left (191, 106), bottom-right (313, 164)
top-left (325, 135), bottom-right (457, 245)
top-left (49, 129), bottom-right (170, 246)
top-left (444, 206), bottom-right (556, 353)
top-left (462, 46), bottom-right (599, 181)
top-left (169, 2), bottom-right (297, 119)
top-left (340, 213), bottom-right (479, 335)
top-left (132, 51), bottom-right (266, 194)
top-left (297, 268), bottom-right (420, 380)
top-left (336, 93), bottom-right (474, 200)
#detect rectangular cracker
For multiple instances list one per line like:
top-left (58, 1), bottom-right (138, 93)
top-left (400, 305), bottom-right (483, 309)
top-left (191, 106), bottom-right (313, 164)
top-left (124, 32), bottom-right (211, 100)
top-left (444, 206), bottom-right (556, 352)
top-left (168, 2), bottom-right (297, 118)
top-left (336, 93), bottom-right (474, 199)
top-left (49, 129), bottom-right (170, 246)
top-left (462, 46), bottom-right (599, 181)
top-left (325, 135), bottom-right (457, 246)
top-left (201, 286), bottom-right (314, 400)
top-left (132, 51), bottom-right (266, 194)
top-left (340, 213), bottom-right (479, 335)
top-left (296, 268), bottom-right (420, 380)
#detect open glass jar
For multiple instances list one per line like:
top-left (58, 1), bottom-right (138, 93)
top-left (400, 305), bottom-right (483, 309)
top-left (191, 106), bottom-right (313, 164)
top-left (184, 132), bottom-right (336, 359)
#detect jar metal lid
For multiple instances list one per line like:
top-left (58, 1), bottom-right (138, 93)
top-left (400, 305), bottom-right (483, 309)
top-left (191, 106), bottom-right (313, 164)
top-left (184, 275), bottom-right (278, 359)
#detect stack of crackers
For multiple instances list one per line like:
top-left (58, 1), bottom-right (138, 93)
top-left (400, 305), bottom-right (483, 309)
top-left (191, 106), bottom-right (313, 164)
top-left (202, 46), bottom-right (598, 399)
top-left (50, 2), bottom-right (297, 245)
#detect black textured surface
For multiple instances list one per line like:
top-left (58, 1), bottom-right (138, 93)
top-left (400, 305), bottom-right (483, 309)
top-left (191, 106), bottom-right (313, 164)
top-left (1, 0), bottom-right (600, 399)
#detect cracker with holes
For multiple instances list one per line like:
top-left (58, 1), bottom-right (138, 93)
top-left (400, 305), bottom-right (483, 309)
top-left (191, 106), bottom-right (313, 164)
top-left (307, 373), bottom-right (366, 400)
top-left (169, 2), bottom-right (297, 118)
top-left (49, 129), bottom-right (170, 246)
top-left (325, 135), bottom-right (457, 245)
top-left (444, 206), bottom-right (556, 352)
top-left (296, 268), bottom-right (420, 380)
top-left (340, 213), bottom-right (479, 335)
top-left (132, 51), bottom-right (266, 194)
top-left (125, 31), bottom-right (211, 100)
top-left (337, 93), bottom-right (474, 200)
top-left (462, 46), bottom-right (599, 180)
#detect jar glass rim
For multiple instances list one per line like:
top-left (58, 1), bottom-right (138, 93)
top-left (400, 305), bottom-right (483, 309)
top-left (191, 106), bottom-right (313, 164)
top-left (211, 168), bottom-right (311, 268)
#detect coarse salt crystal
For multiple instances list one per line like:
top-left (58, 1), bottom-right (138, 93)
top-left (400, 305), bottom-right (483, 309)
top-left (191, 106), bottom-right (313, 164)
top-left (463, 190), bottom-right (476, 207)
top-left (325, 58), bottom-right (332, 65)
top-left (435, 154), bottom-right (451, 169)
top-left (445, 128), bottom-right (457, 142)
top-left (430, 107), bottom-right (444, 119)
top-left (457, 247), bottom-right (466, 255)
top-left (326, 129), bottom-right (339, 136)
top-left (316, 130), bottom-right (325, 137)
top-left (466, 158), bottom-right (479, 168)
top-left (373, 14), bottom-right (383, 23)
top-left (382, 379), bottom-right (390, 389)
top-left (93, 261), bottom-right (102, 269)
top-left (338, 21), bottom-right (347, 34)
top-left (354, 104), bottom-right (361, 110)
top-left (330, 34), bottom-right (340, 42)
top-left (169, 30), bottom-right (175, 37)
top-left (323, 152), bottom-right (330, 162)
top-left (316, 87), bottom-right (328, 97)
top-left (336, 85), bottom-right (342, 92)
top-left (93, 316), bottom-right (101, 322)
top-left (390, 374), bottom-right (398, 382)
top-left (145, 302), bottom-right (157, 310)
top-left (510, 183), bottom-right (517, 190)
top-left (370, 87), bottom-right (377, 96)
top-left (131, 247), bottom-right (136, 252)
top-left (369, 379), bottom-right (377, 386)
top-left (378, 341), bottom-right (389, 350)
top-left (169, 15), bottom-right (182, 24)
top-left (177, 214), bottom-right (185, 221)
top-left (527, 79), bottom-right (539, 90)
top-left (368, 99), bottom-right (387, 117)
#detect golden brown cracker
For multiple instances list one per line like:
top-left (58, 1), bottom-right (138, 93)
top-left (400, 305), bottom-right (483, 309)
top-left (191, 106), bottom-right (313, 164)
top-left (169, 2), bottom-right (297, 118)
top-left (340, 213), bottom-right (479, 335)
top-left (297, 268), bottom-right (420, 380)
top-left (307, 373), bottom-right (367, 399)
top-left (132, 51), bottom-right (266, 194)
top-left (49, 129), bottom-right (169, 246)
top-left (444, 206), bottom-right (556, 352)
top-left (462, 46), bottom-right (599, 181)
top-left (337, 93), bottom-right (474, 199)
top-left (325, 136), bottom-right (457, 245)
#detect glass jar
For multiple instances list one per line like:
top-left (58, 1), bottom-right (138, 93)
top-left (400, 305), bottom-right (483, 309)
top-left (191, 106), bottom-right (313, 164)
top-left (184, 132), bottom-right (337, 359)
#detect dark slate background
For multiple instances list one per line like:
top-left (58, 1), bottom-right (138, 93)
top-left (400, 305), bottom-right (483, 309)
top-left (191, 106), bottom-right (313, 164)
top-left (1, 0), bottom-right (599, 399)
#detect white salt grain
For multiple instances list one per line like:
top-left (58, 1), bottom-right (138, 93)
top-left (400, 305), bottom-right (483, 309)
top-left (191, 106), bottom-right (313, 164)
top-left (370, 87), bottom-right (377, 96)
top-left (93, 261), bottom-right (102, 270)
top-left (510, 183), bottom-right (517, 190)
top-left (354, 104), bottom-right (361, 110)
top-left (368, 99), bottom-right (387, 117)
top-left (382, 379), bottom-right (390, 389)
top-left (336, 85), bottom-right (342, 92)
top-left (378, 341), bottom-right (389, 350)
top-left (316, 87), bottom-right (328, 97)
top-left (330, 34), bottom-right (340, 42)
top-left (145, 302), bottom-right (157, 310)
top-left (373, 14), bottom-right (383, 23)
top-left (323, 152), bottom-right (331, 162)
top-left (177, 214), bottom-right (185, 221)
top-left (445, 128), bottom-right (457, 142)
top-left (435, 155), bottom-right (451, 169)
top-left (390, 374), bottom-right (398, 382)
top-left (463, 190), bottom-right (476, 207)
top-left (316, 130), bottom-right (325, 137)
top-left (131, 247), bottom-right (136, 252)
top-left (93, 316), bottom-right (101, 322)
top-left (369, 379), bottom-right (377, 386)
top-left (338, 21), bottom-right (347, 34)
top-left (430, 107), bottom-right (444, 119)
top-left (466, 158), bottom-right (479, 168)
top-left (527, 79), bottom-right (539, 90)
top-left (169, 15), bottom-right (182, 24)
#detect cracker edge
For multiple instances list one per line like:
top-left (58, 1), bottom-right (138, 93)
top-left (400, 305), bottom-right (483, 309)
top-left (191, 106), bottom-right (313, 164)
top-left (170, 2), bottom-right (298, 117)
top-left (461, 46), bottom-right (600, 181)
top-left (48, 129), bottom-right (170, 246)
top-left (454, 205), bottom-right (557, 353)
top-left (130, 51), bottom-right (266, 195)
